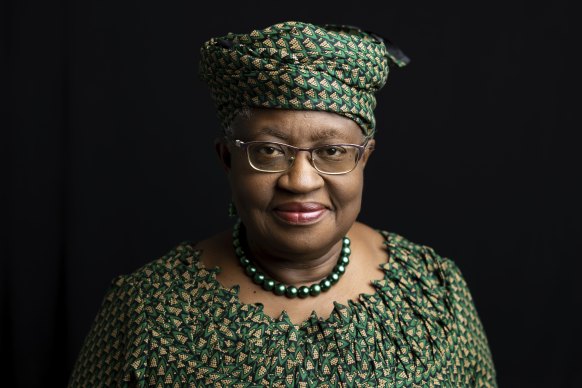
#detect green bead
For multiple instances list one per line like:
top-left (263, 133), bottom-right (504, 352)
top-left (235, 247), bottom-right (244, 256)
top-left (274, 284), bottom-right (286, 296)
top-left (233, 238), bottom-right (240, 247)
top-left (320, 279), bottom-right (332, 291)
top-left (329, 272), bottom-right (340, 284)
top-left (339, 256), bottom-right (349, 265)
top-left (297, 286), bottom-right (310, 298)
top-left (245, 266), bottom-right (257, 276)
top-left (252, 273), bottom-right (265, 285)
top-left (309, 284), bottom-right (322, 296)
top-left (239, 256), bottom-right (250, 266)
top-left (343, 237), bottom-right (350, 246)
top-left (233, 230), bottom-right (239, 238)
top-left (285, 286), bottom-right (298, 298)
top-left (342, 246), bottom-right (351, 256)
top-left (263, 279), bottom-right (275, 291)
top-left (334, 264), bottom-right (346, 275)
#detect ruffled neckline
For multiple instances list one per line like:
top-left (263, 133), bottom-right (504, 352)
top-left (187, 229), bottom-right (388, 329)
top-left (180, 228), bottom-right (453, 339)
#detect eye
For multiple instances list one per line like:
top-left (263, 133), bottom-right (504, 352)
top-left (258, 145), bottom-right (284, 155)
top-left (251, 143), bottom-right (286, 158)
top-left (317, 146), bottom-right (347, 157)
top-left (327, 147), bottom-right (341, 156)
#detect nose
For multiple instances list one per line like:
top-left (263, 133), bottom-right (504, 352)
top-left (276, 151), bottom-right (324, 193)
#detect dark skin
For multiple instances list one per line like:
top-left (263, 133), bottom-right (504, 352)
top-left (195, 108), bottom-right (389, 324)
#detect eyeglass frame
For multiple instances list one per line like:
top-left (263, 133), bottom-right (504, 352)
top-left (230, 136), bottom-right (374, 175)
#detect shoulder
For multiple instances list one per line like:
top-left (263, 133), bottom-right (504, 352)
top-left (379, 229), bottom-right (466, 286)
top-left (373, 227), bottom-right (480, 324)
top-left (130, 242), bottom-right (202, 279)
top-left (70, 242), bottom-right (209, 385)
top-left (105, 241), bottom-right (206, 301)
top-left (88, 241), bottom-right (216, 344)
top-left (350, 221), bottom-right (466, 290)
top-left (379, 229), bottom-right (492, 346)
top-left (378, 230), bottom-right (497, 384)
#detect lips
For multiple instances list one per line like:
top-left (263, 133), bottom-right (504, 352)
top-left (273, 202), bottom-right (328, 224)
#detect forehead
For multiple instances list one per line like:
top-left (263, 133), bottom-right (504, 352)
top-left (231, 108), bottom-right (364, 142)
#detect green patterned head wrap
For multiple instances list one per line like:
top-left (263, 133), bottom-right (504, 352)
top-left (199, 21), bottom-right (408, 137)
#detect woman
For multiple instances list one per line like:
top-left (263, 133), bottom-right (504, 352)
top-left (69, 21), bottom-right (496, 386)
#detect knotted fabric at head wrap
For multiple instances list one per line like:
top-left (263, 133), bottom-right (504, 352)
top-left (199, 21), bottom-right (408, 137)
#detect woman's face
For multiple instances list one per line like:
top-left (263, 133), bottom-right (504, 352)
top-left (220, 108), bottom-right (375, 258)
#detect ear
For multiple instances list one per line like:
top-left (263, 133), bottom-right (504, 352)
top-left (215, 138), bottom-right (231, 172)
top-left (360, 138), bottom-right (375, 168)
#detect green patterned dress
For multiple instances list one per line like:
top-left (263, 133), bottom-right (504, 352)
top-left (69, 230), bottom-right (496, 387)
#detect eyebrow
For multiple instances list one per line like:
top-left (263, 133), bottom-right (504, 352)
top-left (257, 127), bottom-right (347, 142)
top-left (310, 128), bottom-right (344, 141)
top-left (257, 127), bottom-right (290, 140)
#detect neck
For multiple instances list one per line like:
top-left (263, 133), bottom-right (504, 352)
top-left (244, 233), bottom-right (344, 286)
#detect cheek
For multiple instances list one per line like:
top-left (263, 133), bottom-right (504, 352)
top-left (328, 172), bottom-right (365, 211)
top-left (228, 167), bottom-right (274, 210)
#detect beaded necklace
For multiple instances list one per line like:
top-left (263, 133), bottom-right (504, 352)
top-left (232, 219), bottom-right (351, 298)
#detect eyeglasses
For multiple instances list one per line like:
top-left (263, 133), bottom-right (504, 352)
top-left (232, 138), bottom-right (373, 175)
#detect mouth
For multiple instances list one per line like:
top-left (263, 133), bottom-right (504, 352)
top-left (272, 202), bottom-right (329, 225)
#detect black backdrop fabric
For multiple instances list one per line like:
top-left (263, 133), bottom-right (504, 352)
top-left (2, 0), bottom-right (580, 386)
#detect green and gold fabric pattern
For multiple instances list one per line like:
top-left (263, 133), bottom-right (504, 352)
top-left (68, 231), bottom-right (496, 386)
top-left (199, 21), bottom-right (408, 137)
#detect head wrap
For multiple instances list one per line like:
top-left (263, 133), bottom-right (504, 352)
top-left (199, 21), bottom-right (408, 136)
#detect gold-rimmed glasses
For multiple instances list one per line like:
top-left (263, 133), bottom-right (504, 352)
top-left (232, 138), bottom-right (373, 175)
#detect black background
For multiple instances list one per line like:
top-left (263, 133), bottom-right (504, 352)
top-left (2, 0), bottom-right (580, 386)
